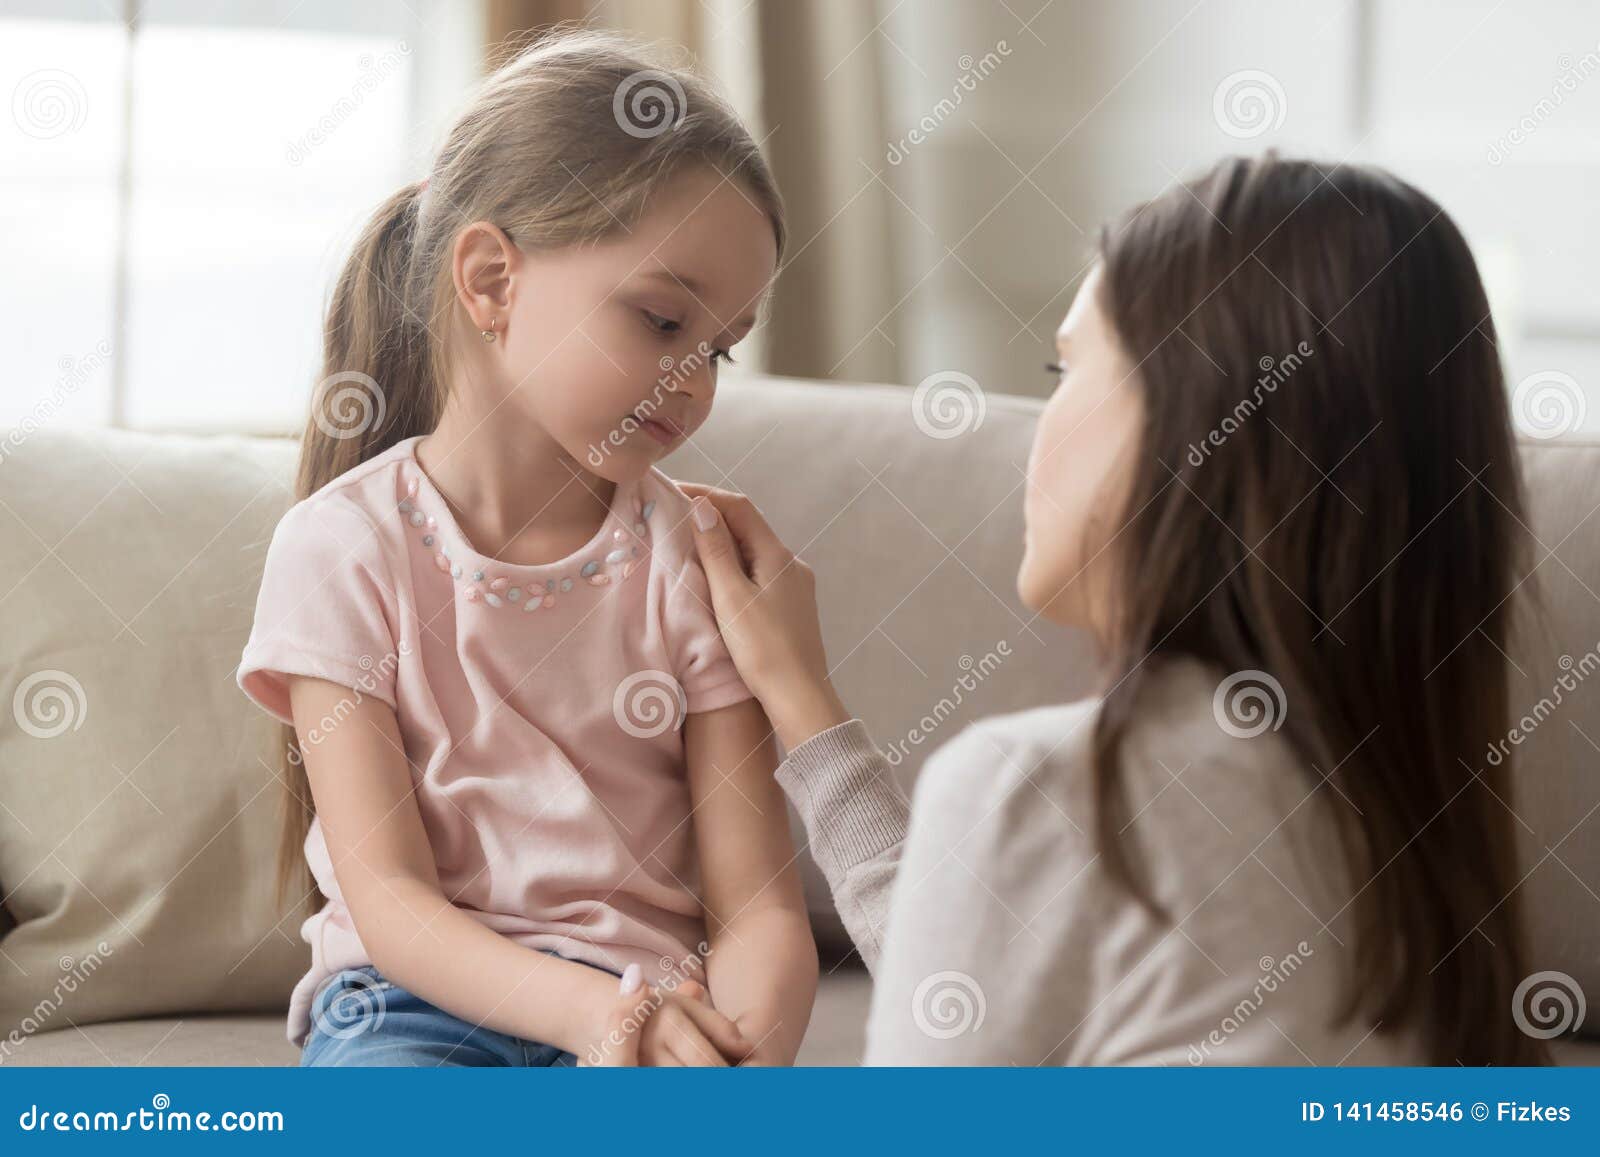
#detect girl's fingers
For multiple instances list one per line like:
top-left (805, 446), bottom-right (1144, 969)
top-left (619, 962), bottom-right (644, 995)
top-left (676, 978), bottom-right (711, 1004)
top-left (665, 1014), bottom-right (730, 1067)
top-left (596, 1001), bottom-right (643, 1066)
top-left (669, 991), bottom-right (752, 1061)
top-left (588, 965), bottom-right (651, 1066)
top-left (581, 1001), bottom-right (640, 1066)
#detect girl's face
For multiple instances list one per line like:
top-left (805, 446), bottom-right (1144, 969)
top-left (1018, 264), bottom-right (1144, 635)
top-left (457, 165), bottom-right (779, 483)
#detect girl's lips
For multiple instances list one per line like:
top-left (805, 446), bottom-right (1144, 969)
top-left (637, 415), bottom-right (685, 446)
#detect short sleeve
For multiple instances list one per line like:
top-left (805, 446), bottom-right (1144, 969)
top-left (237, 493), bottom-right (399, 726)
top-left (663, 551), bottom-right (752, 715)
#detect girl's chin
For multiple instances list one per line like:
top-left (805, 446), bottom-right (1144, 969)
top-left (580, 431), bottom-right (669, 480)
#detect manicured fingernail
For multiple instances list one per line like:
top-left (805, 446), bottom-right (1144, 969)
top-left (619, 963), bottom-right (643, 994)
top-left (691, 497), bottom-right (718, 532)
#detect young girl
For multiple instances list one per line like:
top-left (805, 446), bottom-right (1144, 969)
top-left (237, 30), bottom-right (817, 1067)
top-left (682, 154), bottom-right (1549, 1065)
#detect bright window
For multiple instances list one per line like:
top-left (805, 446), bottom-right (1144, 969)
top-left (1, 0), bottom-right (480, 434)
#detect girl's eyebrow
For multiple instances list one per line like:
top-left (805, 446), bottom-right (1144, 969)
top-left (638, 269), bottom-right (757, 330)
top-left (640, 268), bottom-right (702, 293)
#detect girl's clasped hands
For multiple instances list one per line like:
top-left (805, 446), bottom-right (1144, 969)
top-left (584, 964), bottom-right (763, 1067)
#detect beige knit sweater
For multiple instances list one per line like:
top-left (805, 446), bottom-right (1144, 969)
top-left (775, 656), bottom-right (1426, 1065)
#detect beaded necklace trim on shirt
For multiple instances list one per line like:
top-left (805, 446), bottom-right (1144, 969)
top-left (394, 469), bottom-right (656, 611)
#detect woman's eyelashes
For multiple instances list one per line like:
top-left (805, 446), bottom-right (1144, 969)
top-left (1045, 360), bottom-right (1067, 377)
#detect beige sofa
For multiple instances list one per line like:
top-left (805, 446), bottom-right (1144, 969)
top-left (1, 375), bottom-right (1596, 1065)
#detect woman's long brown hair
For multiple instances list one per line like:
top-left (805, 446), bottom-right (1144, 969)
top-left (273, 27), bottom-right (785, 918)
top-left (1088, 155), bottom-right (1545, 1065)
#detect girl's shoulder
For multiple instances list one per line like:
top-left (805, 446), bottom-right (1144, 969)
top-left (296, 434), bottom-right (420, 512)
top-left (635, 467), bottom-right (704, 576)
top-left (268, 436), bottom-right (421, 575)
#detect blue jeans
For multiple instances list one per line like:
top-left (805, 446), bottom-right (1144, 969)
top-left (300, 958), bottom-right (617, 1067)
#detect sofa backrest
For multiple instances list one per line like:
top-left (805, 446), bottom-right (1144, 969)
top-left (1, 375), bottom-right (1594, 1038)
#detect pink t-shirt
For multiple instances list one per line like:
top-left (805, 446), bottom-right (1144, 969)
top-left (237, 434), bottom-right (750, 1046)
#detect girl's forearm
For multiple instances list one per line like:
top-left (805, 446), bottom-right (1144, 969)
top-left (705, 905), bottom-right (819, 1064)
top-left (353, 873), bottom-right (617, 1056)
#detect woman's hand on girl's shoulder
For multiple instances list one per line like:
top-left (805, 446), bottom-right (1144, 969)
top-left (681, 483), bottom-right (850, 751)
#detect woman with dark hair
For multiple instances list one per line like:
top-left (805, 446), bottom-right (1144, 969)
top-left (679, 154), bottom-right (1547, 1065)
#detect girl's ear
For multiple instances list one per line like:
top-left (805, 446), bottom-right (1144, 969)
top-left (452, 220), bottom-right (518, 332)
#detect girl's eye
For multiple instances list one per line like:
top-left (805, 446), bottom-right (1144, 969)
top-left (710, 347), bottom-right (737, 366)
top-left (642, 310), bottom-right (682, 335)
top-left (1045, 361), bottom-right (1066, 377)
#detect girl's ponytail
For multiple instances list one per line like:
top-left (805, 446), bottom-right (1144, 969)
top-left (273, 178), bottom-right (442, 914)
top-left (297, 179), bottom-right (439, 506)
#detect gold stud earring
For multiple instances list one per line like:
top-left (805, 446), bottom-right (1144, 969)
top-left (481, 319), bottom-right (497, 343)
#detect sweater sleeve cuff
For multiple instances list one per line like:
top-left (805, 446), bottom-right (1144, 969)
top-left (776, 719), bottom-right (908, 871)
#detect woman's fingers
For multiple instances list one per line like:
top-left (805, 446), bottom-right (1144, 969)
top-left (689, 495), bottom-right (756, 607)
top-left (681, 484), bottom-right (795, 573)
top-left (683, 481), bottom-right (843, 750)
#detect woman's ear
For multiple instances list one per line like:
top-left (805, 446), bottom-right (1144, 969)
top-left (452, 220), bottom-right (519, 333)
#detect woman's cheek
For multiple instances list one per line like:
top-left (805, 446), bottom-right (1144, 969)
top-left (1018, 413), bottom-right (1083, 616)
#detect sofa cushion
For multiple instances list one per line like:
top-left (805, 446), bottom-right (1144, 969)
top-left (0, 427), bottom-right (307, 1036)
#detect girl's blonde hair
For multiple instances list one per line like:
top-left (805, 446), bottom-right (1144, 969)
top-left (275, 27), bottom-right (786, 914)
